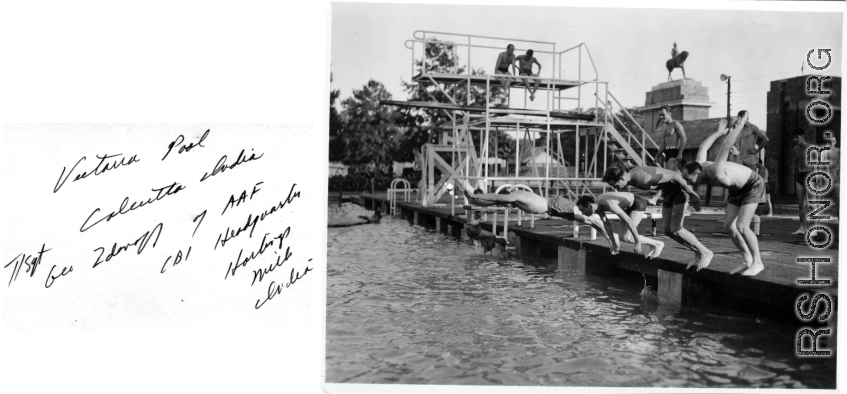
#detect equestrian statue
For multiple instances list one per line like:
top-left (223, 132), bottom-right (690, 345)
top-left (666, 42), bottom-right (689, 81)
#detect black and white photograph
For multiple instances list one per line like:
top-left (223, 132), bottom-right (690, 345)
top-left (2, 1), bottom-right (846, 393)
top-left (327, 2), bottom-right (842, 390)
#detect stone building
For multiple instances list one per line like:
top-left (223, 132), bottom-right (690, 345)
top-left (765, 75), bottom-right (841, 195)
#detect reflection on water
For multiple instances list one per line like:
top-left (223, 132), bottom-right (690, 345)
top-left (326, 204), bottom-right (835, 388)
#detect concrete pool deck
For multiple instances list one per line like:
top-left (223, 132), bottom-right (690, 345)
top-left (352, 192), bottom-right (839, 322)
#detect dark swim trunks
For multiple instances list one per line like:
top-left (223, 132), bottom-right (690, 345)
top-left (727, 170), bottom-right (765, 207)
top-left (660, 183), bottom-right (689, 209)
top-left (796, 170), bottom-right (812, 185)
top-left (622, 194), bottom-right (648, 215)
top-left (664, 148), bottom-right (680, 160)
top-left (520, 68), bottom-right (534, 76)
top-left (497, 66), bottom-right (510, 73)
top-left (547, 195), bottom-right (576, 220)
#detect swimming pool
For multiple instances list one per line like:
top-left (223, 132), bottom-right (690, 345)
top-left (326, 204), bottom-right (835, 388)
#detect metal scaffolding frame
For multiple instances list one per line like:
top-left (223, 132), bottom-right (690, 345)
top-left (388, 31), bottom-right (659, 214)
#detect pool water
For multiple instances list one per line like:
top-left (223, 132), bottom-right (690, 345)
top-left (326, 204), bottom-right (836, 388)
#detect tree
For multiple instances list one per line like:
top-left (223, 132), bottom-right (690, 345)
top-left (338, 79), bottom-right (401, 164)
top-left (395, 38), bottom-right (513, 163)
top-left (328, 73), bottom-right (346, 162)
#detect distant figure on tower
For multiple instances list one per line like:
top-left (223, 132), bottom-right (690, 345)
top-left (494, 44), bottom-right (516, 99)
top-left (666, 43), bottom-right (689, 81)
top-left (516, 49), bottom-right (542, 101)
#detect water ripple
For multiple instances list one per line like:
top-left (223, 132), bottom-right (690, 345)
top-left (327, 204), bottom-right (835, 388)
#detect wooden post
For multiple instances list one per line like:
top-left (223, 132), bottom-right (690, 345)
top-left (414, 211), bottom-right (420, 226)
top-left (508, 231), bottom-right (520, 256)
top-left (657, 269), bottom-right (683, 305)
top-left (558, 245), bottom-right (587, 275)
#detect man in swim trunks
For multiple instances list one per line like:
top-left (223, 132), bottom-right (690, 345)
top-left (683, 111), bottom-right (765, 276)
top-left (603, 164), bottom-right (710, 270)
top-left (654, 105), bottom-right (687, 170)
top-left (494, 44), bottom-right (516, 99)
top-left (577, 192), bottom-right (665, 259)
top-left (462, 189), bottom-right (623, 254)
top-left (364, 161), bottom-right (376, 194)
top-left (515, 49), bottom-right (542, 101)
top-left (792, 128), bottom-right (813, 235)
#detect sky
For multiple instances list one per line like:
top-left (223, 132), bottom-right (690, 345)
top-left (330, 2), bottom-right (843, 131)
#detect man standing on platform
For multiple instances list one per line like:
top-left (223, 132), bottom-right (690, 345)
top-left (792, 128), bottom-right (813, 235)
top-left (734, 120), bottom-right (769, 171)
top-left (654, 105), bottom-right (687, 170)
top-left (494, 44), bottom-right (516, 100)
top-left (365, 161), bottom-right (376, 195)
top-left (515, 49), bottom-right (542, 101)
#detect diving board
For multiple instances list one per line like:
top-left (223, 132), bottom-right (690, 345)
top-left (380, 100), bottom-right (597, 122)
top-left (414, 73), bottom-right (588, 91)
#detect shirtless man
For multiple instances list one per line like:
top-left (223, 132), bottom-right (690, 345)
top-left (364, 161), bottom-right (376, 195)
top-left (791, 128), bottom-right (813, 235)
top-left (515, 49), bottom-right (542, 101)
top-left (602, 164), bottom-right (710, 270)
top-left (681, 111), bottom-right (766, 276)
top-left (576, 192), bottom-right (665, 259)
top-left (462, 189), bottom-right (624, 254)
top-left (654, 105), bottom-right (687, 170)
top-left (494, 44), bottom-right (516, 98)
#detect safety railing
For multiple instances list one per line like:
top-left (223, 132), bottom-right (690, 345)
top-left (596, 93), bottom-right (657, 167)
top-left (404, 31), bottom-right (599, 111)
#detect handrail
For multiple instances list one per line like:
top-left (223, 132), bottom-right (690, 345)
top-left (459, 176), bottom-right (602, 181)
top-left (610, 113), bottom-right (654, 164)
top-left (608, 91), bottom-right (660, 151)
top-left (406, 38), bottom-right (558, 55)
top-left (595, 97), bottom-right (656, 166)
top-left (413, 30), bottom-right (556, 46)
top-left (581, 44), bottom-right (599, 81)
top-left (558, 43), bottom-right (599, 81)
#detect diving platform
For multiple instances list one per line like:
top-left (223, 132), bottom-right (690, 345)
top-left (380, 100), bottom-right (597, 122)
top-left (414, 72), bottom-right (588, 91)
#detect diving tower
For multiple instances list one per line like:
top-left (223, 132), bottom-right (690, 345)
top-left (380, 30), bottom-right (662, 212)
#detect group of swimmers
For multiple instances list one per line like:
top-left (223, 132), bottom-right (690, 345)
top-left (494, 44), bottom-right (542, 101)
top-left (464, 110), bottom-right (769, 277)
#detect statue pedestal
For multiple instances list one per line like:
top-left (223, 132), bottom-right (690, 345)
top-left (640, 79), bottom-right (715, 134)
